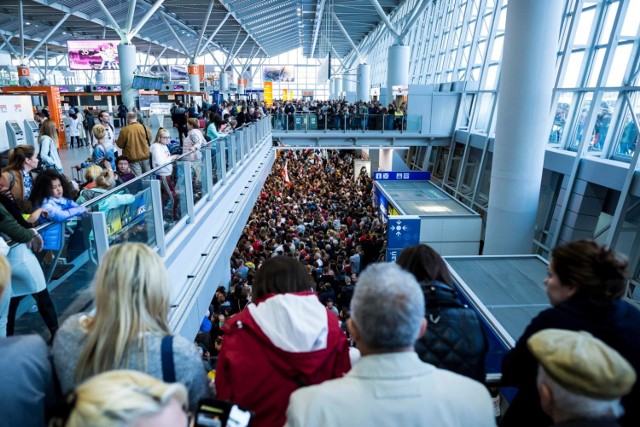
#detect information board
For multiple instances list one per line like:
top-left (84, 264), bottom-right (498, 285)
top-left (374, 171), bottom-right (431, 181)
top-left (386, 215), bottom-right (421, 262)
top-left (149, 102), bottom-right (172, 115)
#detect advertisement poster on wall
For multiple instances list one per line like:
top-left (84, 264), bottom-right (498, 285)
top-left (169, 65), bottom-right (188, 81)
top-left (67, 40), bottom-right (120, 70)
top-left (264, 81), bottom-right (273, 106)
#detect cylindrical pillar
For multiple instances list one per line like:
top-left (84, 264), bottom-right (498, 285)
top-left (117, 43), bottom-right (137, 110)
top-left (343, 73), bottom-right (356, 103)
top-left (188, 64), bottom-right (200, 92)
top-left (220, 71), bottom-right (229, 93)
top-left (483, 0), bottom-right (564, 255)
top-left (95, 70), bottom-right (105, 84)
top-left (329, 79), bottom-right (336, 100)
top-left (17, 65), bottom-right (30, 86)
top-left (386, 45), bottom-right (410, 106)
top-left (357, 63), bottom-right (371, 102)
top-left (335, 78), bottom-right (343, 100)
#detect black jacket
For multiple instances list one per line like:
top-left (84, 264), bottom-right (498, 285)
top-left (415, 281), bottom-right (488, 382)
top-left (501, 296), bottom-right (640, 427)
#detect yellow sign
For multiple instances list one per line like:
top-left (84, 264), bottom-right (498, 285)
top-left (282, 88), bottom-right (288, 101)
top-left (264, 81), bottom-right (272, 106)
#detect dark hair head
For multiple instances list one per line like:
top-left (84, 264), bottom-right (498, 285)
top-left (29, 170), bottom-right (76, 207)
top-left (253, 256), bottom-right (315, 301)
top-left (116, 155), bottom-right (130, 164)
top-left (551, 239), bottom-right (627, 302)
top-left (4, 145), bottom-right (35, 172)
top-left (396, 244), bottom-right (452, 286)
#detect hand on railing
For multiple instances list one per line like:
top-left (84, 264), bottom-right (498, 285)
top-left (30, 233), bottom-right (44, 253)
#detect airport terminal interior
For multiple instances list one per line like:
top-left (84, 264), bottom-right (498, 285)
top-left (0, 0), bottom-right (639, 425)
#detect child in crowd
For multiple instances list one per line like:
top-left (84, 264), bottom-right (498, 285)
top-left (73, 125), bottom-right (116, 171)
top-left (76, 169), bottom-right (134, 211)
top-left (29, 171), bottom-right (86, 250)
top-left (115, 155), bottom-right (136, 183)
top-left (80, 165), bottom-right (104, 191)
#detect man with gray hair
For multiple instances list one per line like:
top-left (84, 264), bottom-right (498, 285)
top-left (285, 263), bottom-right (495, 427)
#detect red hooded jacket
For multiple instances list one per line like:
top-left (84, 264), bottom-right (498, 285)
top-left (215, 292), bottom-right (351, 427)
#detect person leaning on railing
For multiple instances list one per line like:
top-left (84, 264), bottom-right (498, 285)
top-left (51, 243), bottom-right (211, 412)
top-left (0, 189), bottom-right (45, 338)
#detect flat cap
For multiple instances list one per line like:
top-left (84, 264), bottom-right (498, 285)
top-left (528, 329), bottom-right (636, 400)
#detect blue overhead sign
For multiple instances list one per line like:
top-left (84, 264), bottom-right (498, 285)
top-left (374, 171), bottom-right (431, 181)
top-left (386, 215), bottom-right (421, 262)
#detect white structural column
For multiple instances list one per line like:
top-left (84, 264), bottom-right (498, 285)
top-left (118, 44), bottom-right (138, 110)
top-left (335, 78), bottom-right (343, 100)
top-left (95, 70), bottom-right (105, 84)
top-left (343, 73), bottom-right (356, 102)
top-left (386, 45), bottom-right (410, 105)
top-left (484, 0), bottom-right (564, 254)
top-left (220, 71), bottom-right (229, 94)
top-left (329, 79), bottom-right (336, 100)
top-left (189, 65), bottom-right (200, 92)
top-left (357, 63), bottom-right (371, 102)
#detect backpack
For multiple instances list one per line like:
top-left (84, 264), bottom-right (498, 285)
top-left (83, 113), bottom-right (95, 130)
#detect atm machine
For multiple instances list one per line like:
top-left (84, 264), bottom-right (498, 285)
top-left (5, 120), bottom-right (25, 149)
top-left (23, 119), bottom-right (40, 153)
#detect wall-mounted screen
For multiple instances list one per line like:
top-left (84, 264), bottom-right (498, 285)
top-left (263, 66), bottom-right (295, 82)
top-left (172, 84), bottom-right (185, 91)
top-left (133, 75), bottom-right (164, 90)
top-left (67, 40), bottom-right (120, 70)
top-left (59, 85), bottom-right (69, 92)
top-left (169, 65), bottom-right (188, 81)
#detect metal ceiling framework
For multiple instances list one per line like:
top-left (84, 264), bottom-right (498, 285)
top-left (0, 0), bottom-right (404, 70)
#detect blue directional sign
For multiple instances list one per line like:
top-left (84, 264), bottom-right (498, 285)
top-left (374, 171), bottom-right (431, 181)
top-left (386, 215), bottom-right (421, 262)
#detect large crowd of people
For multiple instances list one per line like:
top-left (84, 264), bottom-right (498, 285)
top-left (269, 99), bottom-right (408, 131)
top-left (0, 99), bottom-right (639, 427)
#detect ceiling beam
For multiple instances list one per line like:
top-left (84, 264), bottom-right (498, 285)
top-left (310, 0), bottom-right (327, 58)
top-left (129, 0), bottom-right (165, 41)
top-left (26, 13), bottom-right (69, 61)
top-left (197, 13), bottom-right (230, 57)
top-left (193, 0), bottom-right (216, 60)
top-left (93, 0), bottom-right (127, 42)
top-left (331, 10), bottom-right (363, 62)
top-left (368, 0), bottom-right (401, 42)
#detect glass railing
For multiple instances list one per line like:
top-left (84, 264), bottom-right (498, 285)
top-left (270, 113), bottom-right (422, 133)
top-left (7, 117), bottom-right (271, 338)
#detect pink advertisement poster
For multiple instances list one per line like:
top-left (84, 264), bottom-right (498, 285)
top-left (67, 40), bottom-right (120, 70)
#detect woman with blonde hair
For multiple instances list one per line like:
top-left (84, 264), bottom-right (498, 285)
top-left (76, 169), bottom-right (134, 210)
top-left (52, 243), bottom-right (209, 410)
top-left (73, 124), bottom-right (116, 171)
top-left (150, 128), bottom-right (180, 222)
top-left (53, 370), bottom-right (188, 427)
top-left (38, 119), bottom-right (63, 172)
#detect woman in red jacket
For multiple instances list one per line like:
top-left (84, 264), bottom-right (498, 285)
top-left (215, 256), bottom-right (351, 427)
